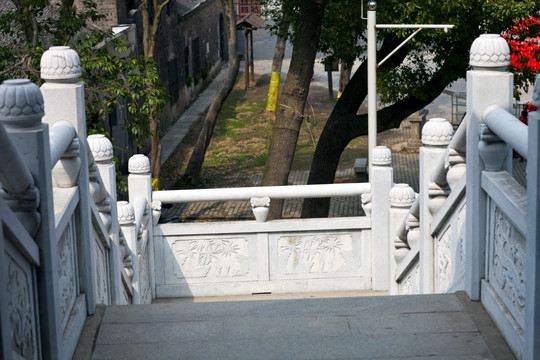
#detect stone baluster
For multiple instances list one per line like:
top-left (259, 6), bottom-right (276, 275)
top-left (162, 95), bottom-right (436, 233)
top-left (477, 124), bottom-right (508, 171)
top-left (251, 196), bottom-right (270, 223)
top-left (370, 145), bottom-right (393, 290)
top-left (445, 148), bottom-right (466, 190)
top-left (0, 80), bottom-right (42, 236)
top-left (465, 34), bottom-right (513, 300)
top-left (118, 201), bottom-right (139, 304)
top-left (40, 46), bottom-right (97, 316)
top-left (0, 78), bottom-right (63, 358)
top-left (49, 120), bottom-right (81, 188)
top-left (88, 134), bottom-right (124, 304)
top-left (388, 183), bottom-right (416, 294)
top-left (525, 74), bottom-right (540, 360)
top-left (360, 193), bottom-right (372, 217)
top-left (127, 154), bottom-right (155, 299)
top-left (419, 117), bottom-right (453, 293)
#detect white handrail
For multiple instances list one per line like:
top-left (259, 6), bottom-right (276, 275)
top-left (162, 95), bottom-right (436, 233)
top-left (153, 182), bottom-right (371, 204)
top-left (484, 105), bottom-right (528, 157)
top-left (49, 120), bottom-right (76, 166)
top-left (132, 196), bottom-right (148, 234)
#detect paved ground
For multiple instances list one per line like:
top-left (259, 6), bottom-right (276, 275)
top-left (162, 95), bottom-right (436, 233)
top-left (76, 291), bottom-right (515, 360)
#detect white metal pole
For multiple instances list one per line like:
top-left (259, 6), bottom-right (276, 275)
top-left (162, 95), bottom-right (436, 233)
top-left (367, 1), bottom-right (377, 170)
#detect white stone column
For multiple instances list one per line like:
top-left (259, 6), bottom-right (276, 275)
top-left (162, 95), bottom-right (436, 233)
top-left (369, 146), bottom-right (393, 290)
top-left (465, 34), bottom-right (513, 300)
top-left (418, 118), bottom-right (453, 293)
top-left (525, 75), bottom-right (540, 360)
top-left (388, 184), bottom-right (416, 294)
top-left (128, 154), bottom-right (156, 298)
top-left (88, 134), bottom-right (124, 304)
top-left (40, 45), bottom-right (97, 314)
top-left (0, 79), bottom-right (63, 359)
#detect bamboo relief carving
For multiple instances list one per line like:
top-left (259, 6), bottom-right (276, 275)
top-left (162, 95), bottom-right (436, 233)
top-left (437, 230), bottom-right (451, 293)
top-left (491, 206), bottom-right (526, 315)
top-left (94, 241), bottom-right (109, 304)
top-left (7, 261), bottom-right (37, 359)
top-left (139, 248), bottom-right (152, 304)
top-left (57, 223), bottom-right (76, 322)
top-left (278, 234), bottom-right (354, 274)
top-left (172, 238), bottom-right (249, 278)
top-left (399, 265), bottom-right (419, 295)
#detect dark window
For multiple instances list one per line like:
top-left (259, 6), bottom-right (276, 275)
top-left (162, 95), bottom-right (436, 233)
top-left (168, 57), bottom-right (179, 103)
top-left (192, 37), bottom-right (201, 77)
top-left (184, 45), bottom-right (190, 79)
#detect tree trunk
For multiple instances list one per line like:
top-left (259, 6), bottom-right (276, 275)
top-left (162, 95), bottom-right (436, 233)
top-left (150, 119), bottom-right (161, 178)
top-left (182, 0), bottom-right (240, 185)
top-left (139, 0), bottom-right (170, 184)
top-left (301, 56), bottom-right (463, 218)
top-left (338, 62), bottom-right (351, 96)
top-left (261, 0), bottom-right (329, 219)
top-left (265, 16), bottom-right (290, 112)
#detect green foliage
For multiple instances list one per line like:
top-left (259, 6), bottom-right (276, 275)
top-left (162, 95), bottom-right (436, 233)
top-left (0, 0), bottom-right (169, 149)
top-left (263, 0), bottom-right (540, 103)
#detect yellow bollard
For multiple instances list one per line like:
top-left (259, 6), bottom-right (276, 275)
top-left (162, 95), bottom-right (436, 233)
top-left (152, 177), bottom-right (160, 191)
top-left (265, 71), bottom-right (281, 112)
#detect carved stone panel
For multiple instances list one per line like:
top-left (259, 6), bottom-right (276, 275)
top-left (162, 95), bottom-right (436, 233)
top-left (57, 221), bottom-right (77, 327)
top-left (435, 202), bottom-right (466, 293)
top-left (94, 235), bottom-right (109, 304)
top-left (273, 233), bottom-right (360, 277)
top-left (437, 229), bottom-right (452, 293)
top-left (5, 243), bottom-right (39, 360)
top-left (138, 245), bottom-right (152, 304)
top-left (399, 264), bottom-right (419, 295)
top-left (171, 238), bottom-right (250, 279)
top-left (488, 205), bottom-right (526, 324)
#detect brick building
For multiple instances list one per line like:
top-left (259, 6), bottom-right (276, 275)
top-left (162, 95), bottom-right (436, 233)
top-left (83, 0), bottom-right (226, 165)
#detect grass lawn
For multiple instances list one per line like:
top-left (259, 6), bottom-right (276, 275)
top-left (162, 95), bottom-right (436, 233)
top-left (160, 72), bottom-right (368, 189)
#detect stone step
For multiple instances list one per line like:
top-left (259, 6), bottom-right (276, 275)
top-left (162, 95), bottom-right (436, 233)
top-left (76, 292), bottom-right (515, 360)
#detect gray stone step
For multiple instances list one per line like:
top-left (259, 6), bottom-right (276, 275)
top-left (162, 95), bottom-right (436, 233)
top-left (76, 292), bottom-right (515, 360)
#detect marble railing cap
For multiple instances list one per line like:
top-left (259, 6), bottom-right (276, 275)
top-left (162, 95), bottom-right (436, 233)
top-left (371, 145), bottom-right (392, 166)
top-left (128, 154), bottom-right (150, 174)
top-left (0, 79), bottom-right (44, 127)
top-left (422, 118), bottom-right (453, 146)
top-left (88, 134), bottom-right (114, 162)
top-left (389, 183), bottom-right (416, 207)
top-left (41, 46), bottom-right (82, 82)
top-left (469, 34), bottom-right (510, 70)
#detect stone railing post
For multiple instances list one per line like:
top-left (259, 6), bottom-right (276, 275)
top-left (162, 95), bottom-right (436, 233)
top-left (525, 75), bottom-right (540, 360)
top-left (369, 145), bottom-right (393, 290)
top-left (88, 134), bottom-right (124, 304)
top-left (127, 154), bottom-right (156, 298)
top-left (419, 117), bottom-right (453, 293)
top-left (388, 184), bottom-right (416, 294)
top-left (40, 46), bottom-right (96, 314)
top-left (465, 34), bottom-right (513, 300)
top-left (0, 79), bottom-right (63, 359)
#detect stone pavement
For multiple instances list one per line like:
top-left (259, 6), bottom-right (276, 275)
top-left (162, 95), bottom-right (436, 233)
top-left (77, 291), bottom-right (515, 360)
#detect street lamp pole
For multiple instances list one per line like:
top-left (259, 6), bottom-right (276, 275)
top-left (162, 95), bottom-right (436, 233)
top-left (367, 1), bottom-right (377, 169)
top-left (365, 1), bottom-right (453, 172)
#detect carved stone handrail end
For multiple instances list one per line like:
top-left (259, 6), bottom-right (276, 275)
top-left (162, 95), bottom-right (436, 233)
top-left (251, 197), bottom-right (270, 223)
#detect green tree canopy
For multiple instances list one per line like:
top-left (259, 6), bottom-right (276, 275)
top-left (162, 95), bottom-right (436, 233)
top-left (0, 0), bottom-right (168, 149)
top-left (258, 0), bottom-right (540, 218)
